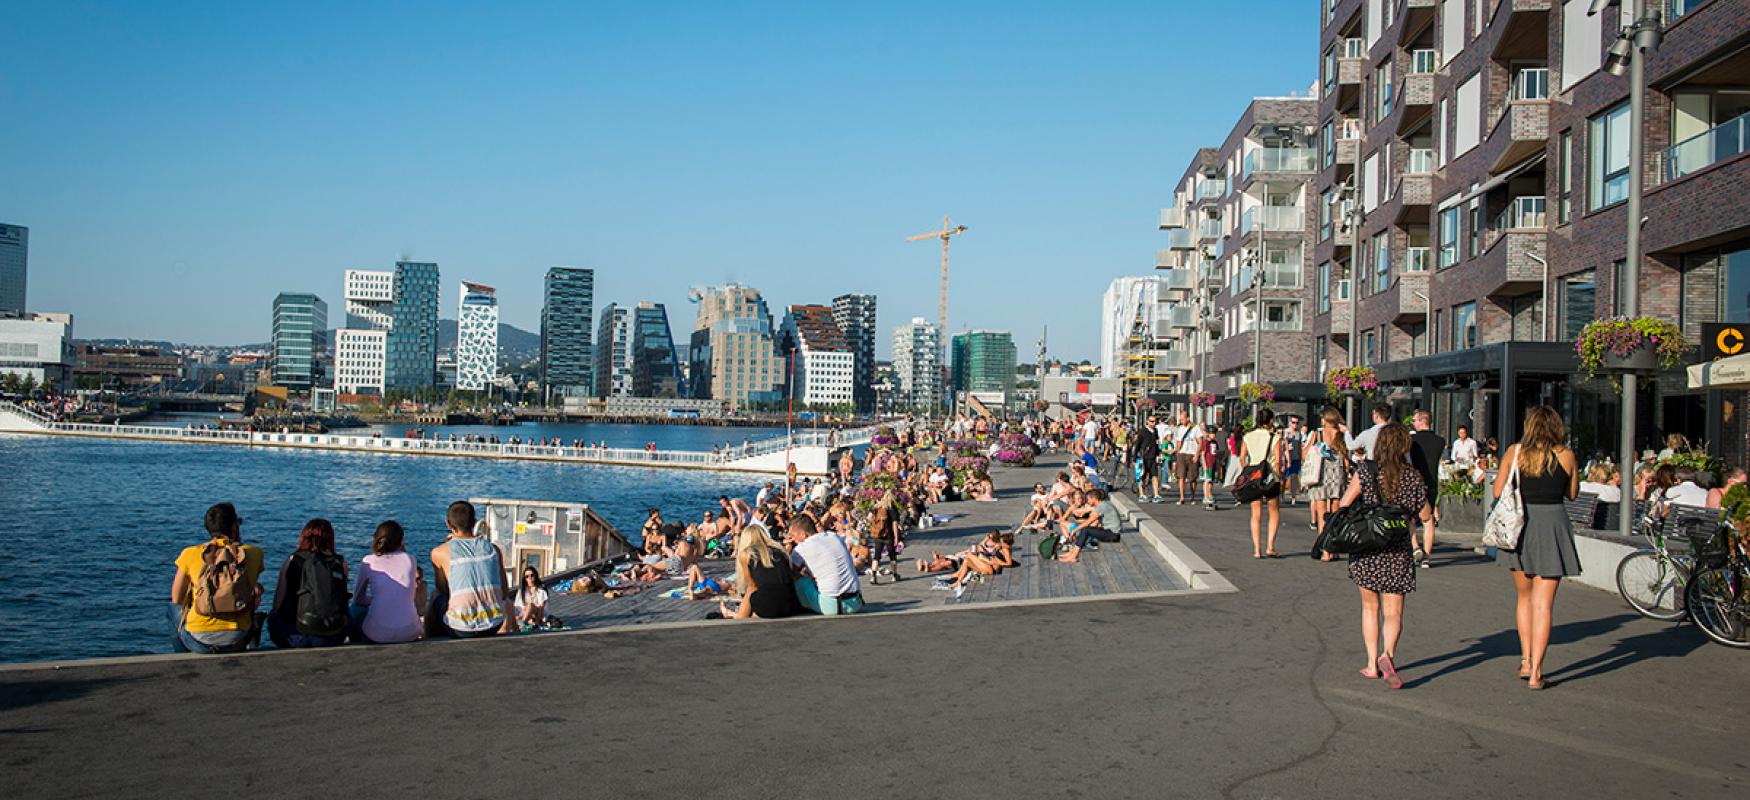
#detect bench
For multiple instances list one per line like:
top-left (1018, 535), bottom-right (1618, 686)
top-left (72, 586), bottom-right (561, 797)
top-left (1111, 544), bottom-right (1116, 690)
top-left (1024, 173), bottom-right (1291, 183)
top-left (1564, 493), bottom-right (1603, 530)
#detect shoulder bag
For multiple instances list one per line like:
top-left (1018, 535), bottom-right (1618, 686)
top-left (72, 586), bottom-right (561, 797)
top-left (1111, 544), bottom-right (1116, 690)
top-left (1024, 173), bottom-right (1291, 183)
top-left (1317, 463), bottom-right (1416, 556)
top-left (1481, 459), bottom-right (1525, 551)
top-left (1231, 432), bottom-right (1281, 504)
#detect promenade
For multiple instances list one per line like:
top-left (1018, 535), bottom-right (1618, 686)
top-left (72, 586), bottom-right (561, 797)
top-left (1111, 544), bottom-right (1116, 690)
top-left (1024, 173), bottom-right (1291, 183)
top-left (2, 456), bottom-right (1746, 798)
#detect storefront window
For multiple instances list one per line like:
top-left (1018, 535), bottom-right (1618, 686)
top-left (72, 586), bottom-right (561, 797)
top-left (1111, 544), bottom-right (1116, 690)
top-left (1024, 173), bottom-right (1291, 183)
top-left (1562, 271), bottom-right (1596, 339)
top-left (1722, 246), bottom-right (1750, 323)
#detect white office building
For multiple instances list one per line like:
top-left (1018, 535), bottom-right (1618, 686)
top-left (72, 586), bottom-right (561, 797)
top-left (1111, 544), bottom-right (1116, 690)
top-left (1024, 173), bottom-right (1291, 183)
top-left (334, 269), bottom-right (394, 395)
top-left (892, 316), bottom-right (942, 410)
top-left (455, 281), bottom-right (498, 392)
top-left (780, 305), bottom-right (854, 408)
top-left (0, 311), bottom-right (74, 387)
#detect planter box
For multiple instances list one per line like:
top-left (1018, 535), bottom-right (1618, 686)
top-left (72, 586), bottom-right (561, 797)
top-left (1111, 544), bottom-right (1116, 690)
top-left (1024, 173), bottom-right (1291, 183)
top-left (1438, 496), bottom-right (1485, 533)
top-left (1600, 347), bottom-right (1657, 372)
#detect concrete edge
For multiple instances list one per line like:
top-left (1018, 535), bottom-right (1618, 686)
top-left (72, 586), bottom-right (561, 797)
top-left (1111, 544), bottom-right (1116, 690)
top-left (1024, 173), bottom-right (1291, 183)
top-left (1111, 493), bottom-right (1238, 594)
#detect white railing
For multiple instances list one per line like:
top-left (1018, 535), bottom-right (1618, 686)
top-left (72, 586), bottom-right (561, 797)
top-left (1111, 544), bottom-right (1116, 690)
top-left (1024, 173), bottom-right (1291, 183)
top-left (1514, 68), bottom-right (1549, 101)
top-left (1410, 49), bottom-right (1438, 74)
top-left (1665, 112), bottom-right (1750, 182)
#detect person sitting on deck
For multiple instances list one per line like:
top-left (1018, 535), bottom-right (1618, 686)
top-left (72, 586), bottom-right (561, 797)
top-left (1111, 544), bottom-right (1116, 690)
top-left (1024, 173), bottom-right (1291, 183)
top-left (267, 518), bottom-right (350, 649)
top-left (640, 509), bottom-right (666, 554)
top-left (964, 473), bottom-right (996, 501)
top-left (1058, 489), bottom-right (1123, 563)
top-left (717, 523), bottom-right (800, 619)
top-left (428, 501), bottom-right (514, 639)
top-left (787, 516), bottom-right (862, 615)
top-left (925, 530), bottom-right (1016, 599)
top-left (169, 502), bottom-right (265, 654)
top-left (1055, 491), bottom-right (1107, 563)
top-left (513, 567), bottom-right (548, 632)
top-left (351, 520), bottom-right (426, 645)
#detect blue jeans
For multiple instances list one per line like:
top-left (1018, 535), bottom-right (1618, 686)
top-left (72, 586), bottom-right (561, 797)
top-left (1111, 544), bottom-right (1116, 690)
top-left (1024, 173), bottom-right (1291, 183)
top-left (168, 603), bottom-right (257, 654)
top-left (267, 615), bottom-right (346, 649)
top-left (795, 576), bottom-right (864, 616)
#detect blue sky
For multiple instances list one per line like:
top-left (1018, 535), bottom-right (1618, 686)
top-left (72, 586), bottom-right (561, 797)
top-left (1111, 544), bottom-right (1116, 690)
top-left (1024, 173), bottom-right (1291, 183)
top-left (0, 0), bottom-right (1312, 360)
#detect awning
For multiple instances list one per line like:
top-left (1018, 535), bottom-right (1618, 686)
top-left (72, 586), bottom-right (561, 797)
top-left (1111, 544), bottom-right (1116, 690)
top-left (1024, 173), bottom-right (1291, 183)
top-left (1687, 353), bottom-right (1750, 390)
top-left (1437, 153), bottom-right (1546, 211)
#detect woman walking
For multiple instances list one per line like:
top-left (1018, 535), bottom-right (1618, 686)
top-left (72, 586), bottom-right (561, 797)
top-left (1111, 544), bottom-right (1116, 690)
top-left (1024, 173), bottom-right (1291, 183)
top-left (1335, 423), bottom-right (1433, 689)
top-left (1492, 406), bottom-right (1581, 690)
top-left (1237, 409), bottom-right (1285, 558)
top-left (1305, 407), bottom-right (1351, 538)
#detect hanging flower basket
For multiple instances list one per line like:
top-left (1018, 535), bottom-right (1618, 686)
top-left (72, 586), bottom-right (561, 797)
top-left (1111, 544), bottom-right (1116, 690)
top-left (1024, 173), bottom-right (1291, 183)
top-left (1190, 392), bottom-right (1219, 408)
top-left (1239, 382), bottom-right (1276, 404)
top-left (1135, 396), bottom-right (1160, 411)
top-left (1574, 317), bottom-right (1685, 379)
top-left (1324, 366), bottom-right (1380, 399)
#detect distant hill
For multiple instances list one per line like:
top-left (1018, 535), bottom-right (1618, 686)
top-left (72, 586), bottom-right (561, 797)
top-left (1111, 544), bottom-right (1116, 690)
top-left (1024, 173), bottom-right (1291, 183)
top-left (437, 319), bottom-right (542, 361)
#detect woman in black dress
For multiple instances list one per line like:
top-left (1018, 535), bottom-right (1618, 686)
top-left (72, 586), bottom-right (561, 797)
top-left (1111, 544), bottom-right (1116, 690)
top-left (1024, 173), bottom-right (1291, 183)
top-left (1492, 406), bottom-right (1581, 690)
top-left (1334, 423), bottom-right (1434, 689)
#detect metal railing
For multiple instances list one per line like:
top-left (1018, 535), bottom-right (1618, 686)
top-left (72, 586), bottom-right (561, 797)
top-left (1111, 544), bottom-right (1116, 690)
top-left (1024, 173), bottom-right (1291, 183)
top-left (1405, 246), bottom-right (1431, 272)
top-left (1665, 112), bottom-right (1750, 182)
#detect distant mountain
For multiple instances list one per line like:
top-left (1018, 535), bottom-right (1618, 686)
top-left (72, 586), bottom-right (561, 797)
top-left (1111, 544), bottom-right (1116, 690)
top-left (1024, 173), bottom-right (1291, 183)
top-left (437, 319), bottom-right (542, 361)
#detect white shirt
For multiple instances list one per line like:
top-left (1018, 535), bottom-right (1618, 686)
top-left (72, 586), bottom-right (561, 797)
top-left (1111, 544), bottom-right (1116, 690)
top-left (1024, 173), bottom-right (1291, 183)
top-left (1579, 481), bottom-right (1622, 503)
top-left (1155, 423), bottom-right (1173, 444)
top-left (1175, 426), bottom-right (1202, 456)
top-left (1665, 481), bottom-right (1708, 508)
top-left (514, 587), bottom-right (548, 615)
top-left (755, 487), bottom-right (772, 506)
top-left (1081, 419), bottom-right (1100, 442)
top-left (1450, 437), bottom-right (1479, 463)
top-left (792, 533), bottom-right (860, 597)
top-left (1345, 423), bottom-right (1386, 459)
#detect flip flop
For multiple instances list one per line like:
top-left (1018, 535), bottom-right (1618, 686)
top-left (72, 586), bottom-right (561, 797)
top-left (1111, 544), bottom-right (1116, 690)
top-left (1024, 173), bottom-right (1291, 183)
top-left (1359, 668), bottom-right (1379, 679)
top-left (1377, 654), bottom-right (1403, 689)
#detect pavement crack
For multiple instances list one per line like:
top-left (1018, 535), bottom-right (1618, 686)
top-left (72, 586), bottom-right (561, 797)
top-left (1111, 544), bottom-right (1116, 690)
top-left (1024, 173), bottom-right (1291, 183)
top-left (1219, 580), bottom-right (1345, 800)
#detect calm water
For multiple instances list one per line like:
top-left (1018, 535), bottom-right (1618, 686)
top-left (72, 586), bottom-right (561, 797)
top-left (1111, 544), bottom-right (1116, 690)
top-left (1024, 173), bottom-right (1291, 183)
top-left (0, 422), bottom-right (789, 664)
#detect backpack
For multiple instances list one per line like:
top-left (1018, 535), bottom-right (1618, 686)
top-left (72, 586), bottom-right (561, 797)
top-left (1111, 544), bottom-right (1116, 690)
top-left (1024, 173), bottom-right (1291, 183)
top-left (194, 541), bottom-right (251, 617)
top-left (1038, 533), bottom-right (1061, 561)
top-left (295, 551), bottom-right (350, 637)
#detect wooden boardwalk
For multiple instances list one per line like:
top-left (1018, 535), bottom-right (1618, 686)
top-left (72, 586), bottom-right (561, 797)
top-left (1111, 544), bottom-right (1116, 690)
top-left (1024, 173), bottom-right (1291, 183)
top-left (542, 454), bottom-right (1184, 630)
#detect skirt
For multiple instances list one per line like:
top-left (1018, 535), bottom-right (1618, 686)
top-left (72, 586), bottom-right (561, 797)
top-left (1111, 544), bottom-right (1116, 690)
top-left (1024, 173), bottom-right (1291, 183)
top-left (1349, 539), bottom-right (1416, 595)
top-left (1307, 459), bottom-right (1347, 501)
top-left (1497, 503), bottom-right (1583, 578)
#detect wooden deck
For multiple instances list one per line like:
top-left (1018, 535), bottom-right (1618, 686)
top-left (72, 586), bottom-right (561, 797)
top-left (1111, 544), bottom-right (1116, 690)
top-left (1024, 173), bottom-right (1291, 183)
top-left (542, 454), bottom-right (1184, 630)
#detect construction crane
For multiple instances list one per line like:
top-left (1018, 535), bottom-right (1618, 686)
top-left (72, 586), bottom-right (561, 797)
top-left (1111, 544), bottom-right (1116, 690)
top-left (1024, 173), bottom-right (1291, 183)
top-left (906, 216), bottom-right (968, 366)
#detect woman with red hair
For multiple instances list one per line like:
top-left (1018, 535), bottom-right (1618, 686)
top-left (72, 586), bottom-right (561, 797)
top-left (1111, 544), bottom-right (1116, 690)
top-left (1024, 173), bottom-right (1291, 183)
top-left (267, 518), bottom-right (351, 649)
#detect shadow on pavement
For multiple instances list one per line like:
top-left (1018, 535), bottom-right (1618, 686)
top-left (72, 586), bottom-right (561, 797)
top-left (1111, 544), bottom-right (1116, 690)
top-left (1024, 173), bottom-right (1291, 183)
top-left (1396, 613), bottom-right (1647, 688)
top-left (0, 675), bottom-right (134, 714)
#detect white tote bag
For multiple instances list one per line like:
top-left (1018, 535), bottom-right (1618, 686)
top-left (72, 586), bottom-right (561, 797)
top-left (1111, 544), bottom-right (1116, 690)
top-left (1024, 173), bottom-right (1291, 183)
top-left (1482, 460), bottom-right (1525, 550)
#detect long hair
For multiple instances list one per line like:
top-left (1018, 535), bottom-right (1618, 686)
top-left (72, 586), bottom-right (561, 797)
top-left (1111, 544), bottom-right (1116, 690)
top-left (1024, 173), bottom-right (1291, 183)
top-left (1319, 407), bottom-right (1349, 463)
top-left (371, 520), bottom-right (405, 556)
top-left (734, 522), bottom-right (784, 594)
top-left (296, 518), bottom-right (336, 555)
top-left (1517, 406), bottom-right (1566, 478)
top-left (1373, 424), bottom-right (1413, 500)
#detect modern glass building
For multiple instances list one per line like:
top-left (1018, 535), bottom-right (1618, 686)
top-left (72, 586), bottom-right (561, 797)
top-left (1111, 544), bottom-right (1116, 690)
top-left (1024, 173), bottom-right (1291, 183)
top-left (631, 302), bottom-right (683, 398)
top-left (950, 329), bottom-right (1017, 399)
top-left (832, 293), bottom-right (877, 412)
top-left (594, 303), bottom-right (632, 398)
top-left (541, 267), bottom-right (595, 401)
top-left (455, 281), bottom-right (498, 392)
top-left (0, 223), bottom-right (26, 317)
top-left (384, 261), bottom-right (439, 393)
top-left (270, 292), bottom-right (328, 390)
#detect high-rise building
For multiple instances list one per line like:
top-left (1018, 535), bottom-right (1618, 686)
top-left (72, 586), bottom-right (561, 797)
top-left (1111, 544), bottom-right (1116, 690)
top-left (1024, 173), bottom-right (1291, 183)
top-left (384, 261), bottom-right (439, 393)
top-left (270, 292), bottom-right (328, 390)
top-left (594, 303), bottom-right (633, 398)
top-left (832, 293), bottom-right (877, 412)
top-left (541, 267), bottom-right (595, 402)
top-left (0, 223), bottom-right (26, 316)
top-left (334, 269), bottom-right (393, 395)
top-left (456, 281), bottom-right (498, 392)
top-left (688, 283), bottom-right (785, 409)
top-left (780, 304), bottom-right (855, 408)
top-left (892, 317), bottom-right (942, 410)
top-left (950, 330), bottom-right (1017, 400)
top-left (631, 302), bottom-right (683, 398)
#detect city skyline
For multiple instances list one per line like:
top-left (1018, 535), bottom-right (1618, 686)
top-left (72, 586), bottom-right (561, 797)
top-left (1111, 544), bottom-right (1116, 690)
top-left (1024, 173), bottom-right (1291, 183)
top-left (0, 1), bottom-right (1311, 360)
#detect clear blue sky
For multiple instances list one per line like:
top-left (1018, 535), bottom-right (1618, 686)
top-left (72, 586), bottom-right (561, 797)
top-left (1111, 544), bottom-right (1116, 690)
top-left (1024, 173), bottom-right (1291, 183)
top-left (0, 0), bottom-right (1313, 360)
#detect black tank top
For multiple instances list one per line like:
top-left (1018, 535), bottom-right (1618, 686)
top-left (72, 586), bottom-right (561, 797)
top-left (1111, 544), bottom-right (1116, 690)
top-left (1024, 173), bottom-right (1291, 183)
top-left (1516, 455), bottom-right (1570, 506)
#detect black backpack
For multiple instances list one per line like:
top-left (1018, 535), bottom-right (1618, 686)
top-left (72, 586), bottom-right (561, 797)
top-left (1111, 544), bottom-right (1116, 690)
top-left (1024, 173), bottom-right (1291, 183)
top-left (295, 551), bottom-right (350, 637)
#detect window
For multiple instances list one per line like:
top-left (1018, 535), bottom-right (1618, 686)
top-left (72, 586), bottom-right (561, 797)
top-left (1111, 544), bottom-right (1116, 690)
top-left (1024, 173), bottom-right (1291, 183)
top-left (1561, 271), bottom-right (1596, 339)
top-left (1454, 73), bottom-right (1481, 155)
top-left (1452, 302), bottom-right (1478, 350)
top-left (1590, 103), bottom-right (1631, 210)
top-left (1321, 120), bottom-right (1335, 168)
top-left (1437, 98), bottom-right (1449, 166)
top-left (1514, 68), bottom-right (1550, 101)
top-left (1510, 295), bottom-right (1544, 341)
top-left (1318, 261), bottom-right (1333, 313)
top-left (1441, 0), bottom-right (1464, 67)
top-left (1467, 198), bottom-right (1483, 258)
top-left (1315, 336), bottom-right (1328, 376)
top-left (1613, 258), bottom-right (1631, 315)
top-left (1433, 308), bottom-right (1443, 353)
top-left (1323, 47), bottom-right (1337, 94)
top-left (1363, 330), bottom-right (1378, 365)
top-left (1560, 0), bottom-right (1604, 92)
top-left (1438, 205), bottom-right (1460, 267)
top-left (1718, 247), bottom-right (1750, 323)
top-left (1262, 301), bottom-right (1302, 332)
top-left (1375, 59), bottom-right (1394, 122)
top-left (1373, 231), bottom-right (1391, 293)
top-left (1558, 130), bottom-right (1573, 224)
top-left (1320, 189), bottom-right (1334, 240)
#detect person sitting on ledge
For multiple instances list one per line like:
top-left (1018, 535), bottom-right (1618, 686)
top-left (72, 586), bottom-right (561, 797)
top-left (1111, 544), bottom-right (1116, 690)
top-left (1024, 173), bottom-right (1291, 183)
top-left (267, 518), bottom-right (350, 649)
top-left (513, 567), bottom-right (548, 632)
top-left (787, 516), bottom-right (862, 616)
top-left (351, 520), bottom-right (426, 645)
top-left (169, 502), bottom-right (264, 654)
top-left (428, 501), bottom-right (514, 639)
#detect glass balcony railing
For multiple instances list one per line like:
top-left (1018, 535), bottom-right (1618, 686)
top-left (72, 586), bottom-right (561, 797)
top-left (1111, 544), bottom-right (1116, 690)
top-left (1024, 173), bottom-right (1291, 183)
top-left (1165, 228), bottom-right (1195, 249)
top-left (1342, 38), bottom-right (1365, 58)
top-left (1495, 196), bottom-right (1547, 231)
top-left (1257, 205), bottom-right (1303, 232)
top-left (1513, 68), bottom-right (1549, 101)
top-left (1410, 49), bottom-right (1437, 75)
top-left (1198, 218), bottom-right (1224, 239)
top-left (1338, 117), bottom-right (1363, 140)
top-left (1197, 179), bottom-right (1227, 199)
top-left (1407, 148), bottom-right (1434, 174)
top-left (1244, 147), bottom-right (1316, 176)
top-left (1666, 112), bottom-right (1750, 182)
top-left (1405, 247), bottom-right (1431, 272)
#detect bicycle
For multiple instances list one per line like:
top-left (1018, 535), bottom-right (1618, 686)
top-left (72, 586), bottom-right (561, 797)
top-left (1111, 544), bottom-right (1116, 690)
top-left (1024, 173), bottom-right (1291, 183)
top-left (1615, 499), bottom-right (1693, 622)
top-left (1684, 519), bottom-right (1750, 648)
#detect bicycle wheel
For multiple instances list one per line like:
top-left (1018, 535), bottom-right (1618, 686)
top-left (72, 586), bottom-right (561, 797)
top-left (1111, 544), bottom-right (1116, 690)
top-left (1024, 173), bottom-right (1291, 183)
top-left (1616, 550), bottom-right (1689, 621)
top-left (1685, 566), bottom-right (1750, 648)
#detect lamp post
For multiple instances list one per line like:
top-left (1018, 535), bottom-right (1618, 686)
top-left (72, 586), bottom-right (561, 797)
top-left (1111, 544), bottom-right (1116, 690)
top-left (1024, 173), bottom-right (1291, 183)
top-left (1602, 0), bottom-right (1662, 540)
top-left (1337, 175), bottom-right (1364, 424)
top-left (1249, 252), bottom-right (1265, 386)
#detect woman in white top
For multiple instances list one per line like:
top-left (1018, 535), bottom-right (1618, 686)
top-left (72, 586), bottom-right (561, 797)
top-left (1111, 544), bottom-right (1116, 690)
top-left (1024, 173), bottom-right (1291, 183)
top-left (1449, 425), bottom-right (1480, 464)
top-left (1577, 463), bottom-right (1622, 503)
top-left (1236, 408), bottom-right (1286, 559)
top-left (513, 567), bottom-right (549, 631)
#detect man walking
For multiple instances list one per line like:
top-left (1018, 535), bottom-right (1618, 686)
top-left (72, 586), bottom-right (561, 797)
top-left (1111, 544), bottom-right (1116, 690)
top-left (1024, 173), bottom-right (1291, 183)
top-left (1408, 409), bottom-right (1446, 568)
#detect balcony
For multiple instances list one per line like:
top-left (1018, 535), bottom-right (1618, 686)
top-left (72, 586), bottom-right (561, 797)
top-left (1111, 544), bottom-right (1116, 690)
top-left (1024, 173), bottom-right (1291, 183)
top-left (1476, 228), bottom-right (1546, 295)
top-left (1197, 218), bottom-right (1224, 241)
top-left (1396, 174), bottom-right (1433, 219)
top-left (1396, 73), bottom-right (1436, 132)
top-left (1160, 205), bottom-right (1186, 230)
top-left (1165, 229), bottom-right (1195, 251)
top-left (1239, 205), bottom-right (1304, 236)
top-left (1163, 304), bottom-right (1196, 329)
top-left (1495, 195), bottom-right (1548, 233)
top-left (1243, 147), bottom-right (1316, 180)
top-left (1665, 112), bottom-right (1750, 183)
top-left (1196, 179), bottom-right (1227, 201)
top-left (1487, 100), bottom-right (1550, 174)
top-left (1327, 296), bottom-right (1353, 337)
top-left (1394, 271), bottom-right (1430, 320)
top-left (1156, 268), bottom-right (1196, 297)
top-left (1397, 0), bottom-right (1438, 46)
top-left (1404, 246), bottom-right (1431, 273)
top-left (1493, 0), bottom-right (1553, 62)
top-left (1153, 351), bottom-right (1194, 374)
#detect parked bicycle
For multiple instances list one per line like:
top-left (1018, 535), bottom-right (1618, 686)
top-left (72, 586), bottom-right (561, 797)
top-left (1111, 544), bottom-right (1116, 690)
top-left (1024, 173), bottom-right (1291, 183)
top-left (1685, 519), bottom-right (1750, 648)
top-left (1615, 498), bottom-right (1693, 622)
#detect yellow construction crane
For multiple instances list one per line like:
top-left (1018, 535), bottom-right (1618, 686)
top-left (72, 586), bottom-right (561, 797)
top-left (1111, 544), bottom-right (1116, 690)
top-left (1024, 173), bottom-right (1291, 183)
top-left (906, 216), bottom-right (968, 364)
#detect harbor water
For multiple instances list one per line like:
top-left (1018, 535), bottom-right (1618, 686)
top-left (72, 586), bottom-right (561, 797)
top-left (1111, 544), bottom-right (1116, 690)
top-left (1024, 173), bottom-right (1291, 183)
top-left (0, 420), bottom-right (792, 664)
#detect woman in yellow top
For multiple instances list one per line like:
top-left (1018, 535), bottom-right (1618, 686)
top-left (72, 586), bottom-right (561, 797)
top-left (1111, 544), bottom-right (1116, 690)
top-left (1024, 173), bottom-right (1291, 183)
top-left (1237, 409), bottom-right (1287, 559)
top-left (169, 502), bottom-right (264, 654)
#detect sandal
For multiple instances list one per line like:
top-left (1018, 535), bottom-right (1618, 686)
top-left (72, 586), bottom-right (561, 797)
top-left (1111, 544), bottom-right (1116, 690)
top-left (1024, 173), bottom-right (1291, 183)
top-left (1359, 668), bottom-right (1379, 679)
top-left (1517, 659), bottom-right (1531, 680)
top-left (1527, 678), bottom-right (1550, 690)
top-left (1377, 654), bottom-right (1403, 689)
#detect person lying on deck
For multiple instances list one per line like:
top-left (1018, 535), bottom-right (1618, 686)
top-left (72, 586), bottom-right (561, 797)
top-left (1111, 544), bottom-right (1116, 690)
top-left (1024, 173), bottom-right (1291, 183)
top-left (964, 474), bottom-right (996, 501)
top-left (922, 530), bottom-right (1015, 598)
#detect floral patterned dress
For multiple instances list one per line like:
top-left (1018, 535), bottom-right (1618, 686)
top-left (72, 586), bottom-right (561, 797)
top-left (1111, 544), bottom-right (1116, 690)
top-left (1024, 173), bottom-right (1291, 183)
top-left (1347, 462), bottom-right (1425, 595)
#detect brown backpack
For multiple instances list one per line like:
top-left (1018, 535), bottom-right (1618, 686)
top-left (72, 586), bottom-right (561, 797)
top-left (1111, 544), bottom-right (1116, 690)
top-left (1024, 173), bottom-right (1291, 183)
top-left (194, 541), bottom-right (251, 616)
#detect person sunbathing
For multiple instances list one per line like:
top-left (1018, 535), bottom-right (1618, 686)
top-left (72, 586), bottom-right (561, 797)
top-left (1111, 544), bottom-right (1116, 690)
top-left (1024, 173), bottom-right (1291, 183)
top-left (684, 564), bottom-right (733, 600)
top-left (965, 475), bottom-right (996, 501)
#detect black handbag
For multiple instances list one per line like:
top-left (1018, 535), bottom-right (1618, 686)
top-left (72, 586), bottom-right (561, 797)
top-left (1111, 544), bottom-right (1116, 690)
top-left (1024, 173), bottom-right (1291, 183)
top-left (1231, 433), bottom-right (1280, 504)
top-left (1316, 463), bottom-right (1416, 557)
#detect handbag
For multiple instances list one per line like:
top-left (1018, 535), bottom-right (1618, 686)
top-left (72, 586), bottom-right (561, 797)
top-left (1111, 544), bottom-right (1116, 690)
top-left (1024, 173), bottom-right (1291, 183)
top-left (1231, 433), bottom-right (1281, 503)
top-left (1318, 463), bottom-right (1416, 556)
top-left (1482, 459), bottom-right (1525, 551)
top-left (1302, 439), bottom-right (1325, 484)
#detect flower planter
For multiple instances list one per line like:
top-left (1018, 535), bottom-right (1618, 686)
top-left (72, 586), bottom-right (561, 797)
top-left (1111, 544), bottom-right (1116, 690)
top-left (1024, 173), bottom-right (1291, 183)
top-left (1600, 347), bottom-right (1658, 373)
top-left (1437, 496), bottom-right (1485, 534)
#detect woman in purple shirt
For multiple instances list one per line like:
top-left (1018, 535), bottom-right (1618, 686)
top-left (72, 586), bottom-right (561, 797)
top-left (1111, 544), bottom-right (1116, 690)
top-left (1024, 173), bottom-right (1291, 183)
top-left (351, 521), bottom-right (428, 644)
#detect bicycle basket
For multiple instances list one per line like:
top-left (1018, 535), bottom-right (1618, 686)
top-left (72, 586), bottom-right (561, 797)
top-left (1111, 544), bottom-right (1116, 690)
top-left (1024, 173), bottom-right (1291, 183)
top-left (1687, 524), bottom-right (1734, 571)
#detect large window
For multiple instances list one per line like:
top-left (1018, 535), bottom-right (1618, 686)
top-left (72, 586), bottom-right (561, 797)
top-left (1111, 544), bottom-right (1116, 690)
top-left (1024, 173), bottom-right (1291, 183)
top-left (1467, 198), bottom-right (1483, 259)
top-left (1438, 205), bottom-right (1460, 267)
top-left (1590, 103), bottom-right (1631, 210)
top-left (1321, 120), bottom-right (1335, 169)
top-left (1262, 301), bottom-right (1302, 332)
top-left (1320, 189), bottom-right (1334, 240)
top-left (1373, 231), bottom-right (1391, 293)
top-left (1452, 301), bottom-right (1478, 350)
top-left (1558, 130), bottom-right (1573, 224)
top-left (1721, 247), bottom-right (1750, 323)
top-left (1375, 59), bottom-right (1394, 122)
top-left (1318, 261), bottom-right (1333, 313)
top-left (1363, 330), bottom-right (1378, 365)
top-left (1562, 271), bottom-right (1596, 339)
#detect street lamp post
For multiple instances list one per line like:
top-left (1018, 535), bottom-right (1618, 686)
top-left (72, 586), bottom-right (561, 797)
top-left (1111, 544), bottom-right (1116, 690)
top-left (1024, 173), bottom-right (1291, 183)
top-left (1338, 175), bottom-right (1364, 424)
top-left (1250, 252), bottom-right (1264, 386)
top-left (1604, 0), bottom-right (1663, 540)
